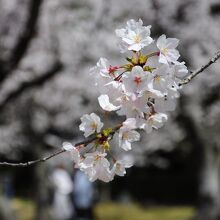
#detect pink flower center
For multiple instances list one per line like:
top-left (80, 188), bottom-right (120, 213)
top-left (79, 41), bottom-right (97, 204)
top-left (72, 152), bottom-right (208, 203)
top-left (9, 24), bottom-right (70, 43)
top-left (108, 65), bottom-right (119, 74)
top-left (134, 76), bottom-right (142, 85)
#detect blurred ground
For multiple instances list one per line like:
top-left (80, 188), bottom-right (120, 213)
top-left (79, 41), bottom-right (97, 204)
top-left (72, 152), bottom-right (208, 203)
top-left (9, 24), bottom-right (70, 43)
top-left (12, 199), bottom-right (35, 220)
top-left (12, 198), bottom-right (195, 220)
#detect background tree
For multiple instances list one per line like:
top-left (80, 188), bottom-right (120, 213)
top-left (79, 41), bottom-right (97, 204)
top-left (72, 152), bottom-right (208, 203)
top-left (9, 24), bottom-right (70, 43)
top-left (0, 0), bottom-right (220, 219)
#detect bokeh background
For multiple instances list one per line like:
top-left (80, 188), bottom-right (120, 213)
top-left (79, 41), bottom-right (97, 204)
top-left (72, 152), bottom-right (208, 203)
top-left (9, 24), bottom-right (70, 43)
top-left (0, 0), bottom-right (220, 219)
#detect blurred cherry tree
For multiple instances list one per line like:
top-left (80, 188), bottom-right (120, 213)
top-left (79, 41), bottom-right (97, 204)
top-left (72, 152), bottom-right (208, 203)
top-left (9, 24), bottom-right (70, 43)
top-left (0, 0), bottom-right (220, 219)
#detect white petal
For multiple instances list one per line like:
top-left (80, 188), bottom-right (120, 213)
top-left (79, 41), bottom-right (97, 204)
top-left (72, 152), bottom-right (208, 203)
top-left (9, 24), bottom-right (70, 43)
top-left (98, 94), bottom-right (120, 111)
top-left (128, 43), bottom-right (142, 51)
top-left (157, 34), bottom-right (166, 49)
top-left (122, 118), bottom-right (137, 129)
top-left (120, 140), bottom-right (132, 151)
top-left (115, 28), bottom-right (126, 37)
top-left (127, 130), bottom-right (140, 142)
top-left (159, 54), bottom-right (168, 65)
top-left (63, 142), bottom-right (74, 151)
top-left (167, 38), bottom-right (179, 48)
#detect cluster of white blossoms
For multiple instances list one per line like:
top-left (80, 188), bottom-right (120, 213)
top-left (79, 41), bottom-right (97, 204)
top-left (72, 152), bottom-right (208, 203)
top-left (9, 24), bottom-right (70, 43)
top-left (63, 19), bottom-right (189, 182)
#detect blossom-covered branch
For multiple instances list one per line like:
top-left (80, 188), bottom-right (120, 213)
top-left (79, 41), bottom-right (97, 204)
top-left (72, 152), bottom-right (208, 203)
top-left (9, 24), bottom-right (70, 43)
top-left (0, 19), bottom-right (219, 183)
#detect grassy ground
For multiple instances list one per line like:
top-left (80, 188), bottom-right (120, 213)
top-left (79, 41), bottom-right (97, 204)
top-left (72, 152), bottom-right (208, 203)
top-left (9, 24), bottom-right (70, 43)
top-left (12, 198), bottom-right (36, 220)
top-left (95, 202), bottom-right (195, 220)
top-left (12, 199), bottom-right (195, 220)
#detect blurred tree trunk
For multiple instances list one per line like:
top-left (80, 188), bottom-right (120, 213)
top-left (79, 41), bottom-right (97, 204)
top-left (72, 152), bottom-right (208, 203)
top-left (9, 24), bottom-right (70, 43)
top-left (178, 96), bottom-right (220, 220)
top-left (35, 163), bottom-right (53, 220)
top-left (23, 102), bottom-right (53, 220)
top-left (196, 144), bottom-right (220, 220)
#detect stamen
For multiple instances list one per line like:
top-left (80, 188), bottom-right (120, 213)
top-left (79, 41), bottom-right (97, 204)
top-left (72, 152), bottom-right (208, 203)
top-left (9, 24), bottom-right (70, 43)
top-left (90, 122), bottom-right (97, 130)
top-left (133, 34), bottom-right (142, 43)
top-left (134, 76), bottom-right (142, 85)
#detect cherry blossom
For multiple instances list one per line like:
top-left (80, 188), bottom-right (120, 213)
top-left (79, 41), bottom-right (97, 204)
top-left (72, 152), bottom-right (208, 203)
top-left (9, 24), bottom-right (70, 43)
top-left (171, 62), bottom-right (189, 79)
top-left (73, 19), bottom-right (188, 182)
top-left (115, 19), bottom-right (153, 52)
top-left (79, 113), bottom-right (103, 137)
top-left (62, 142), bottom-right (81, 164)
top-left (140, 113), bottom-right (168, 134)
top-left (111, 159), bottom-right (133, 177)
top-left (118, 118), bottom-right (140, 151)
top-left (122, 66), bottom-right (150, 95)
top-left (157, 34), bottom-right (180, 65)
top-left (79, 152), bottom-right (112, 182)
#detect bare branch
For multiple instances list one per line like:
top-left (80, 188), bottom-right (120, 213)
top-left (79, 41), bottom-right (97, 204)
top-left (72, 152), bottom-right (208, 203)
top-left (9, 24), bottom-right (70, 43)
top-left (0, 149), bottom-right (65, 167)
top-left (0, 125), bottom-right (122, 167)
top-left (179, 50), bottom-right (220, 86)
top-left (0, 0), bottom-right (43, 84)
top-left (0, 136), bottom-right (97, 167)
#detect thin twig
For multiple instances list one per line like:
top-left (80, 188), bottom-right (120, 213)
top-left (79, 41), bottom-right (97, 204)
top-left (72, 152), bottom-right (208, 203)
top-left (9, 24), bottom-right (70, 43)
top-left (179, 50), bottom-right (220, 86)
top-left (0, 149), bottom-right (65, 167)
top-left (0, 136), bottom-right (97, 167)
top-left (0, 51), bottom-right (220, 167)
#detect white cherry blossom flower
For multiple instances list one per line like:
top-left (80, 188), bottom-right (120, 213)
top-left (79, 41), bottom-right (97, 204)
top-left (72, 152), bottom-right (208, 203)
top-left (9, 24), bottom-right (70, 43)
top-left (79, 152), bottom-right (112, 182)
top-left (171, 61), bottom-right (189, 79)
top-left (148, 75), bottom-right (168, 97)
top-left (115, 19), bottom-right (153, 52)
top-left (141, 113), bottom-right (168, 133)
top-left (117, 94), bottom-right (149, 120)
top-left (157, 34), bottom-right (180, 65)
top-left (62, 142), bottom-right (80, 164)
top-left (79, 113), bottom-right (103, 137)
top-left (111, 159), bottom-right (133, 177)
top-left (122, 66), bottom-right (149, 95)
top-left (90, 58), bottom-right (116, 93)
top-left (91, 57), bottom-right (112, 78)
top-left (118, 118), bottom-right (140, 151)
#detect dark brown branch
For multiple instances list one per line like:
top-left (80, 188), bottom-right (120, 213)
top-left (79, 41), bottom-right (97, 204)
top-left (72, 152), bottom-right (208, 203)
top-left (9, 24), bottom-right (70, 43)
top-left (0, 149), bottom-right (65, 167)
top-left (0, 0), bottom-right (43, 84)
top-left (0, 125), bottom-right (121, 167)
top-left (0, 62), bottom-right (62, 112)
top-left (0, 136), bottom-right (97, 167)
top-left (179, 50), bottom-right (220, 86)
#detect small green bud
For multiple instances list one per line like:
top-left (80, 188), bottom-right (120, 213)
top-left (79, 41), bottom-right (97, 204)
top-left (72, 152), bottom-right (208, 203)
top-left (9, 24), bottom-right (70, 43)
top-left (123, 64), bottom-right (133, 71)
top-left (143, 66), bottom-right (155, 72)
top-left (102, 128), bottom-right (113, 137)
top-left (131, 56), bottom-right (139, 65)
top-left (139, 55), bottom-right (147, 65)
top-left (96, 133), bottom-right (102, 139)
top-left (103, 141), bottom-right (110, 150)
top-left (126, 57), bottom-right (132, 63)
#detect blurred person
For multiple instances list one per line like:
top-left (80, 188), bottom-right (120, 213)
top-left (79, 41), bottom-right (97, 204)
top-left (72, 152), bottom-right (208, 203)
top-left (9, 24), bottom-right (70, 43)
top-left (73, 170), bottom-right (95, 220)
top-left (2, 174), bottom-right (14, 199)
top-left (51, 165), bottom-right (75, 220)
